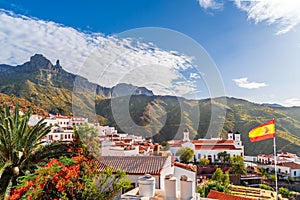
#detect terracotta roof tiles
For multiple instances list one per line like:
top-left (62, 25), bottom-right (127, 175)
top-left (207, 190), bottom-right (254, 200)
top-left (278, 162), bottom-right (300, 169)
top-left (95, 156), bottom-right (169, 175)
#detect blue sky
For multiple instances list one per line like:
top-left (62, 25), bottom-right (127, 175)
top-left (0, 0), bottom-right (300, 106)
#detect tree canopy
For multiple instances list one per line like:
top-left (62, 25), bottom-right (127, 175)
top-left (175, 147), bottom-right (194, 163)
top-left (229, 155), bottom-right (247, 175)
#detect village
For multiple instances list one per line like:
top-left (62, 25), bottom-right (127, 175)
top-left (27, 113), bottom-right (300, 199)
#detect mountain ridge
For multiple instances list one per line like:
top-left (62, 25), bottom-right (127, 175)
top-left (1, 54), bottom-right (300, 156)
top-left (0, 54), bottom-right (153, 115)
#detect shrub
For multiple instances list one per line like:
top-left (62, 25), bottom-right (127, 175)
top-left (259, 184), bottom-right (274, 191)
top-left (199, 158), bottom-right (210, 165)
top-left (212, 168), bottom-right (223, 183)
top-left (198, 181), bottom-right (228, 197)
top-left (278, 187), bottom-right (291, 198)
top-left (176, 147), bottom-right (194, 163)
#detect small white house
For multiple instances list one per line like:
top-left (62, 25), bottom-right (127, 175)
top-left (277, 162), bottom-right (300, 178)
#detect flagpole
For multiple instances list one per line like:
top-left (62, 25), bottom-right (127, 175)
top-left (273, 129), bottom-right (278, 200)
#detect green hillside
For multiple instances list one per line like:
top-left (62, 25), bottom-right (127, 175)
top-left (95, 96), bottom-right (300, 156)
top-left (1, 54), bottom-right (300, 156)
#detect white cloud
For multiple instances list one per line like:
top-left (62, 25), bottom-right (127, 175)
top-left (198, 0), bottom-right (223, 10)
top-left (235, 0), bottom-right (300, 35)
top-left (189, 72), bottom-right (201, 79)
top-left (232, 77), bottom-right (268, 89)
top-left (284, 98), bottom-right (300, 107)
top-left (0, 9), bottom-right (199, 97)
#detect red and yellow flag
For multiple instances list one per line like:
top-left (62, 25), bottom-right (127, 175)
top-left (248, 120), bottom-right (275, 142)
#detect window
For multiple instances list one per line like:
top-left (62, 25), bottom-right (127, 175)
top-left (294, 171), bottom-right (296, 176)
top-left (198, 154), bottom-right (201, 159)
top-left (278, 168), bottom-right (281, 173)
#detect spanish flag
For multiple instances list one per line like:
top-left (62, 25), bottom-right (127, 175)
top-left (248, 120), bottom-right (275, 142)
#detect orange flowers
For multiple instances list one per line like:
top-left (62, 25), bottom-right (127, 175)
top-left (8, 155), bottom-right (91, 200)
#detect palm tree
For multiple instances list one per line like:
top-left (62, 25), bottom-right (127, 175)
top-left (0, 104), bottom-right (67, 198)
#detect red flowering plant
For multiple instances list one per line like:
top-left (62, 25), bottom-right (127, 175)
top-left (8, 155), bottom-right (130, 200)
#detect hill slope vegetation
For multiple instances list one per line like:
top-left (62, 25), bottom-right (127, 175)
top-left (1, 55), bottom-right (300, 156)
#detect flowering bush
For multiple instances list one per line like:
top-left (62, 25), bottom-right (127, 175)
top-left (8, 155), bottom-right (130, 200)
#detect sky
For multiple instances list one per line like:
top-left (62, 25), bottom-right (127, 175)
top-left (0, 0), bottom-right (300, 106)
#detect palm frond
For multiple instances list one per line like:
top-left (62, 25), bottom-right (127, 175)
top-left (0, 161), bottom-right (12, 180)
top-left (4, 177), bottom-right (13, 199)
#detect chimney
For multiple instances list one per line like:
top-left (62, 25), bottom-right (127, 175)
top-left (138, 174), bottom-right (155, 197)
top-left (180, 175), bottom-right (193, 200)
top-left (165, 174), bottom-right (177, 200)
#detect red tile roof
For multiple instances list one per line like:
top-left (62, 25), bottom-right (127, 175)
top-left (192, 140), bottom-right (234, 145)
top-left (168, 139), bottom-right (241, 150)
top-left (207, 190), bottom-right (254, 200)
top-left (195, 145), bottom-right (241, 150)
top-left (95, 156), bottom-right (169, 175)
top-left (278, 162), bottom-right (300, 169)
top-left (174, 162), bottom-right (197, 172)
top-left (139, 146), bottom-right (150, 151)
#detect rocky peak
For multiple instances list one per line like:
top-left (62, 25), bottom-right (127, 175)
top-left (29, 54), bottom-right (53, 69)
top-left (53, 59), bottom-right (63, 72)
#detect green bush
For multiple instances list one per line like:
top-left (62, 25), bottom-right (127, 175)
top-left (199, 158), bottom-right (210, 165)
top-left (176, 147), bottom-right (194, 163)
top-left (270, 174), bottom-right (276, 182)
top-left (259, 184), bottom-right (274, 191)
top-left (242, 181), bottom-right (248, 186)
top-left (278, 187), bottom-right (291, 198)
top-left (212, 168), bottom-right (223, 183)
top-left (198, 181), bottom-right (228, 197)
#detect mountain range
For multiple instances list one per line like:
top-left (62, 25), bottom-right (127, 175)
top-left (1, 54), bottom-right (300, 156)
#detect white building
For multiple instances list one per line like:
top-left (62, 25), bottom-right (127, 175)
top-left (277, 162), bottom-right (300, 178)
top-left (29, 114), bottom-right (89, 144)
top-left (101, 140), bottom-right (140, 156)
top-left (96, 156), bottom-right (173, 189)
top-left (97, 125), bottom-right (117, 135)
top-left (29, 114), bottom-right (88, 130)
top-left (168, 129), bottom-right (244, 163)
top-left (41, 126), bottom-right (74, 143)
top-left (120, 161), bottom-right (199, 200)
top-left (244, 155), bottom-right (258, 162)
top-left (257, 152), bottom-right (300, 165)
